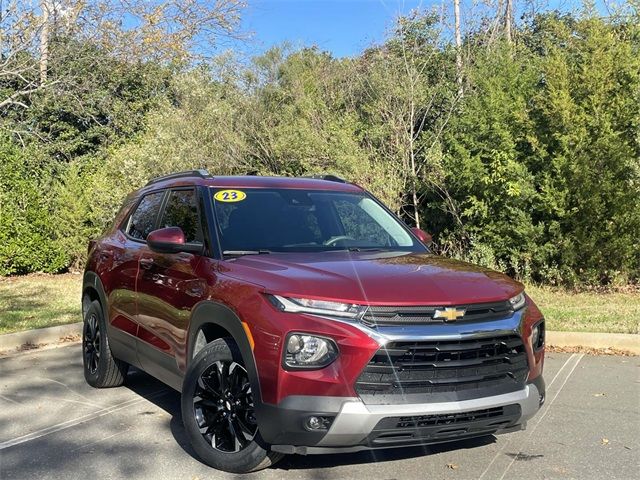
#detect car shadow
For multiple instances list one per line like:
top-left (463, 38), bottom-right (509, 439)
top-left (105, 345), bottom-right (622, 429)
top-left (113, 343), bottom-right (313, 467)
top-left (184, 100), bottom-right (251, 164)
top-left (123, 368), bottom-right (201, 462)
top-left (124, 368), bottom-right (497, 471)
top-left (275, 436), bottom-right (496, 470)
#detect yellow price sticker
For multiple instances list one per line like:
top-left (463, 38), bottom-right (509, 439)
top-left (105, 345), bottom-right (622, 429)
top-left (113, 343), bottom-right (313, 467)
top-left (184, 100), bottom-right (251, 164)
top-left (214, 190), bottom-right (247, 202)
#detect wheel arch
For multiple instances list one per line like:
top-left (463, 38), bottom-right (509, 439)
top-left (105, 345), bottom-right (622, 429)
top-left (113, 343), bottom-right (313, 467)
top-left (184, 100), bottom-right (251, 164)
top-left (188, 301), bottom-right (263, 406)
top-left (82, 271), bottom-right (108, 318)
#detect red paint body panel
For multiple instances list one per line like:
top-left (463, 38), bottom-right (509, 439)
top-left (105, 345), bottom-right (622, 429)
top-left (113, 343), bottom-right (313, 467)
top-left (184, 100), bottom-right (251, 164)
top-left (136, 246), bottom-right (205, 371)
top-left (220, 251), bottom-right (523, 305)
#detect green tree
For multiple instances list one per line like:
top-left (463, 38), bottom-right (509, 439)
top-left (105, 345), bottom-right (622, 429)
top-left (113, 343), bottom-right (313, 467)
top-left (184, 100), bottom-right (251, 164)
top-left (0, 137), bottom-right (66, 274)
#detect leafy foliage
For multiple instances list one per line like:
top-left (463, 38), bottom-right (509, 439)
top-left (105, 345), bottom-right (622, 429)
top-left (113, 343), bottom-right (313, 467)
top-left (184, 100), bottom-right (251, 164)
top-left (0, 137), bottom-right (66, 275)
top-left (1, 9), bottom-right (638, 287)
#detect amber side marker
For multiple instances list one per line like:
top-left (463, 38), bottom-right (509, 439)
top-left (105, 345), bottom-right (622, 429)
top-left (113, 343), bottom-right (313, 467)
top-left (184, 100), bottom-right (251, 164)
top-left (242, 321), bottom-right (255, 350)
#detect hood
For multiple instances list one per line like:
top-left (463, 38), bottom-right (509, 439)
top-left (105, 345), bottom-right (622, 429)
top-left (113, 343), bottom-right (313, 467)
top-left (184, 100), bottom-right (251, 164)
top-left (219, 251), bottom-right (523, 305)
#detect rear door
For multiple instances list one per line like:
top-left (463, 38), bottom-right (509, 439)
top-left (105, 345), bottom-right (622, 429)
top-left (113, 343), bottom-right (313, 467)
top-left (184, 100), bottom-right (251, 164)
top-left (136, 187), bottom-right (207, 386)
top-left (107, 190), bottom-right (165, 364)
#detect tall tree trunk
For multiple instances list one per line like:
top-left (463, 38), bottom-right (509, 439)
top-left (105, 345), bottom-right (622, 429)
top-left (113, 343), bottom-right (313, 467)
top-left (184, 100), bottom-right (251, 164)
top-left (409, 147), bottom-right (420, 229)
top-left (0, 0), bottom-right (4, 60)
top-left (505, 0), bottom-right (513, 44)
top-left (454, 0), bottom-right (463, 96)
top-left (39, 0), bottom-right (50, 85)
top-left (407, 97), bottom-right (421, 229)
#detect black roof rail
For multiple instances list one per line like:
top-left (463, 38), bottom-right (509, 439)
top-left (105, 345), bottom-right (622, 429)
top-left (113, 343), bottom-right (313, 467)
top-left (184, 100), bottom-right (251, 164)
top-left (146, 169), bottom-right (211, 186)
top-left (306, 174), bottom-right (348, 184)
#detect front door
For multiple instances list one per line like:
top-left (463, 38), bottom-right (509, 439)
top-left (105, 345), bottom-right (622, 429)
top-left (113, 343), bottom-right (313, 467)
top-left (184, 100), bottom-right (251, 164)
top-left (136, 188), bottom-right (207, 387)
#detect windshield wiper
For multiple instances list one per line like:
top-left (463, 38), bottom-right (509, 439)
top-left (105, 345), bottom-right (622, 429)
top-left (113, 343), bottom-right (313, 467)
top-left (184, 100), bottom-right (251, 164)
top-left (223, 249), bottom-right (271, 257)
top-left (346, 247), bottom-right (391, 252)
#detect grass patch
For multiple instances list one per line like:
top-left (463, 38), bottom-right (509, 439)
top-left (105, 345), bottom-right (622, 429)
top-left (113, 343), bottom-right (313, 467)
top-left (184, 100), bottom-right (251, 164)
top-left (0, 273), bottom-right (81, 334)
top-left (526, 285), bottom-right (639, 334)
top-left (0, 274), bottom-right (637, 335)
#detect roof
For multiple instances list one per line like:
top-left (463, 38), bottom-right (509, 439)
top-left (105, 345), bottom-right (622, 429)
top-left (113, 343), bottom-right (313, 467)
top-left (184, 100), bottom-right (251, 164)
top-left (136, 173), bottom-right (364, 196)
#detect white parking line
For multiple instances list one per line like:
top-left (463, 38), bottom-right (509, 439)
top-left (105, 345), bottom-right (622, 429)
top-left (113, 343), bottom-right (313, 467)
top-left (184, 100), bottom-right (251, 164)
top-left (0, 389), bottom-right (169, 450)
top-left (0, 394), bottom-right (20, 405)
top-left (478, 353), bottom-right (581, 480)
top-left (496, 353), bottom-right (584, 480)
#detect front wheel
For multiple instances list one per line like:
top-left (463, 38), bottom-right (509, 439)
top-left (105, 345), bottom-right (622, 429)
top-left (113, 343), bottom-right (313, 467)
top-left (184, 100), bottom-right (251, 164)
top-left (181, 338), bottom-right (283, 473)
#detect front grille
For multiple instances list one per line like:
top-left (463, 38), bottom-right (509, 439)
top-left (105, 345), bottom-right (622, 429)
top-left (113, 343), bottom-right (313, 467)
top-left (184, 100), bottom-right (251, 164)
top-left (355, 335), bottom-right (529, 404)
top-left (360, 301), bottom-right (513, 327)
top-left (365, 404), bottom-right (522, 446)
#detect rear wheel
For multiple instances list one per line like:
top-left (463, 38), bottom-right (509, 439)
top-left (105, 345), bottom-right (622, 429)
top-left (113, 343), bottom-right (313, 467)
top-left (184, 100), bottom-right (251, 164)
top-left (82, 299), bottom-right (128, 387)
top-left (181, 338), bottom-right (283, 473)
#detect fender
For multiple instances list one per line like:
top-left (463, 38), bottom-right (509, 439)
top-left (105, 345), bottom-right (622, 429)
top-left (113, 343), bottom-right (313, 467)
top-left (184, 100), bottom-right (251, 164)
top-left (188, 301), bottom-right (264, 408)
top-left (82, 271), bottom-right (138, 367)
top-left (82, 271), bottom-right (109, 318)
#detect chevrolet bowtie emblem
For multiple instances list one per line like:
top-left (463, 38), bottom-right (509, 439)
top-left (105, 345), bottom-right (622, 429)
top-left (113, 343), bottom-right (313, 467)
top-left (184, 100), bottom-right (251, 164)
top-left (433, 307), bottom-right (466, 322)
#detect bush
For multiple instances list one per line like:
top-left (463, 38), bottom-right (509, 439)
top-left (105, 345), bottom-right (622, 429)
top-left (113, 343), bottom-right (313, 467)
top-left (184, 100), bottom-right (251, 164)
top-left (0, 138), bottom-right (67, 275)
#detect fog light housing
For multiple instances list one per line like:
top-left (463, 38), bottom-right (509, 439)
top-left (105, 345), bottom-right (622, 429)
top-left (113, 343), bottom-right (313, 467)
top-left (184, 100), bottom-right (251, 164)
top-left (304, 415), bottom-right (334, 431)
top-left (532, 320), bottom-right (545, 351)
top-left (283, 333), bottom-right (338, 369)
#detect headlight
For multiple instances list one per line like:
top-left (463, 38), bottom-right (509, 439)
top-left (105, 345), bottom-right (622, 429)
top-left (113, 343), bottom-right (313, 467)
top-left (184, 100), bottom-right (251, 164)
top-left (509, 292), bottom-right (526, 311)
top-left (283, 333), bottom-right (338, 369)
top-left (268, 295), bottom-right (364, 318)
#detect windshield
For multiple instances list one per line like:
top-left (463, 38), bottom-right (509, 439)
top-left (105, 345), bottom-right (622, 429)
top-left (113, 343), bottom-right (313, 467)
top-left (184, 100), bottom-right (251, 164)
top-left (211, 188), bottom-right (426, 254)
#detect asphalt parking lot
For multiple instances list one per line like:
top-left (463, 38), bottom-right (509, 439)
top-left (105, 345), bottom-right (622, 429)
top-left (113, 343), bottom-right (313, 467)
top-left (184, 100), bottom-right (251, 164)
top-left (0, 344), bottom-right (638, 480)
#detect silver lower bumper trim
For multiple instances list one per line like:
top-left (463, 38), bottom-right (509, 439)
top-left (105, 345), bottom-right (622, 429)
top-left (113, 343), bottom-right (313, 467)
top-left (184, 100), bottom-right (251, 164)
top-left (316, 384), bottom-right (541, 447)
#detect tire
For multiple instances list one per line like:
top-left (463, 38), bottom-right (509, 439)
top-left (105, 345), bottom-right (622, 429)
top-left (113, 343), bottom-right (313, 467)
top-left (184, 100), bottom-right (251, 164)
top-left (82, 299), bottom-right (128, 388)
top-left (181, 338), bottom-right (283, 473)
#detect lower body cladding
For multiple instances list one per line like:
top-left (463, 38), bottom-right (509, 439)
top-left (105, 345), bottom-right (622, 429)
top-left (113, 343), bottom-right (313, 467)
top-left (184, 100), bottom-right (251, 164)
top-left (259, 377), bottom-right (544, 455)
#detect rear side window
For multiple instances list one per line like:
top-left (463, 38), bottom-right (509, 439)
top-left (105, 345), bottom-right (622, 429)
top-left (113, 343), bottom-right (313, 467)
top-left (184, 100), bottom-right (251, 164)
top-left (160, 189), bottom-right (202, 243)
top-left (126, 192), bottom-right (165, 240)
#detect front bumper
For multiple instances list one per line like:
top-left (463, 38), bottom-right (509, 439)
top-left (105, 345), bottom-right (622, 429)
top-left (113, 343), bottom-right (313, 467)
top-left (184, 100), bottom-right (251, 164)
top-left (265, 377), bottom-right (544, 455)
top-left (258, 303), bottom-right (545, 454)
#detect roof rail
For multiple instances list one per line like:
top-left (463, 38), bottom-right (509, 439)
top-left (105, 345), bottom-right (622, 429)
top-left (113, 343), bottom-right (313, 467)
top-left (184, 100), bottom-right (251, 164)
top-left (306, 174), bottom-right (348, 184)
top-left (146, 169), bottom-right (211, 186)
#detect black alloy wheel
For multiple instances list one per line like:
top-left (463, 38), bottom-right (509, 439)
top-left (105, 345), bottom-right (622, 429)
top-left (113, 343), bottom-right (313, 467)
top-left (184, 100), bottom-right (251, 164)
top-left (83, 312), bottom-right (101, 375)
top-left (193, 360), bottom-right (258, 453)
top-left (82, 299), bottom-right (128, 388)
top-left (181, 337), bottom-right (283, 473)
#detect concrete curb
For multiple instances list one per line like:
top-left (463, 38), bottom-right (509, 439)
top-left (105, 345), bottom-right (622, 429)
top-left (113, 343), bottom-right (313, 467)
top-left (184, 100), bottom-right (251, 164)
top-left (0, 323), bottom-right (638, 354)
top-left (547, 330), bottom-right (640, 354)
top-left (0, 322), bottom-right (82, 353)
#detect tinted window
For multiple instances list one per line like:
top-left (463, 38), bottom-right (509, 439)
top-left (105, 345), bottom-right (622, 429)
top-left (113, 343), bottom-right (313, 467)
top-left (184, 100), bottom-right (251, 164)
top-left (160, 189), bottom-right (202, 243)
top-left (127, 192), bottom-right (164, 240)
top-left (212, 188), bottom-right (423, 254)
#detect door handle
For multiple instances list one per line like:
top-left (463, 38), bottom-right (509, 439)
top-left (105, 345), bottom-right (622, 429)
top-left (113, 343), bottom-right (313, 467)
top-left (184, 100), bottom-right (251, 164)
top-left (140, 258), bottom-right (154, 269)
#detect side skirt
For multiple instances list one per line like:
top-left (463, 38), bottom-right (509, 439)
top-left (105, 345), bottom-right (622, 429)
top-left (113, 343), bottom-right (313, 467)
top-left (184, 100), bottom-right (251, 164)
top-left (136, 341), bottom-right (184, 391)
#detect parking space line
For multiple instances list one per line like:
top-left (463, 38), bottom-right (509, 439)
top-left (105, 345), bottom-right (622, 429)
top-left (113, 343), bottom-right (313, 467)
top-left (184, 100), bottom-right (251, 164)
top-left (3, 393), bottom-right (107, 409)
top-left (0, 394), bottom-right (20, 405)
top-left (0, 389), bottom-right (169, 450)
top-left (70, 428), bottom-right (131, 453)
top-left (10, 374), bottom-right (104, 408)
top-left (478, 353), bottom-right (580, 480)
top-left (497, 353), bottom-right (584, 480)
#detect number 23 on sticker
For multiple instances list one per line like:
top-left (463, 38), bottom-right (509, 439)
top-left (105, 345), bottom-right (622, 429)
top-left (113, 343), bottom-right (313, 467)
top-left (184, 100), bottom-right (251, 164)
top-left (214, 190), bottom-right (246, 202)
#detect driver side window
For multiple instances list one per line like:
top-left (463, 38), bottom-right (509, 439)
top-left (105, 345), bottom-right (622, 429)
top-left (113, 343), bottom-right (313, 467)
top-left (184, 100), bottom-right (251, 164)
top-left (160, 189), bottom-right (203, 244)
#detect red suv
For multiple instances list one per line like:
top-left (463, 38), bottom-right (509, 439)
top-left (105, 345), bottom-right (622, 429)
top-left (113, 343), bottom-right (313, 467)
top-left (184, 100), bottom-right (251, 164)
top-left (82, 170), bottom-right (545, 473)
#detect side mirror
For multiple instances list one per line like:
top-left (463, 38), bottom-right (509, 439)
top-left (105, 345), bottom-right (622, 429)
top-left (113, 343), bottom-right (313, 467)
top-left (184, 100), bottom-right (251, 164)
top-left (411, 227), bottom-right (433, 248)
top-left (147, 227), bottom-right (203, 255)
